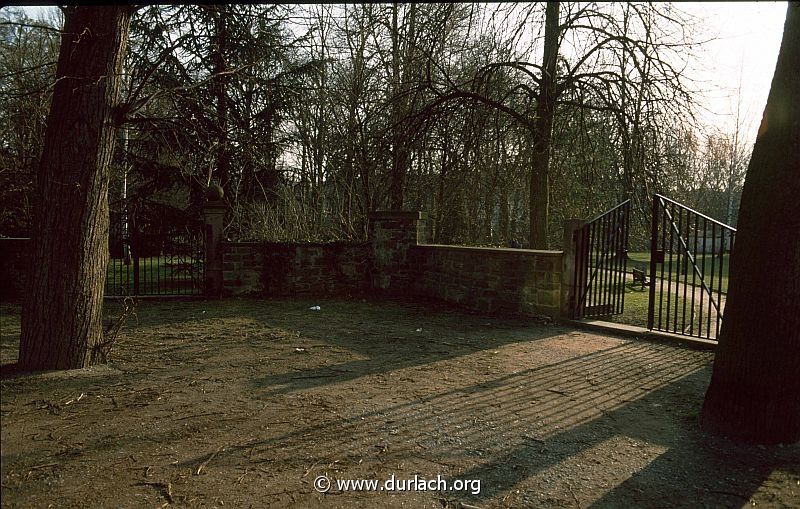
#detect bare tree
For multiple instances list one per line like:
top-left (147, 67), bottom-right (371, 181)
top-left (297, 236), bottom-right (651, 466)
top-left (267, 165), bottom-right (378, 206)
top-left (420, 2), bottom-right (697, 248)
top-left (0, 8), bottom-right (60, 237)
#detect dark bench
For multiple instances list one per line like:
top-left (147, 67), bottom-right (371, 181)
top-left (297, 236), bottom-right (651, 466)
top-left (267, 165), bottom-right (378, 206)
top-left (631, 268), bottom-right (650, 290)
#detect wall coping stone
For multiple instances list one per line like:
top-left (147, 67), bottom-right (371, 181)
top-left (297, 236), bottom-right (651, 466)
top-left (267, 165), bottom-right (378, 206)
top-left (415, 244), bottom-right (563, 256)
top-left (223, 241), bottom-right (369, 248)
top-left (369, 211), bottom-right (427, 220)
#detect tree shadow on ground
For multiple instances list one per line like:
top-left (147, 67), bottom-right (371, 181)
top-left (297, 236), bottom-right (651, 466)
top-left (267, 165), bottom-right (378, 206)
top-left (2, 299), bottom-right (797, 507)
top-left (176, 336), bottom-right (797, 507)
top-left (444, 355), bottom-right (799, 507)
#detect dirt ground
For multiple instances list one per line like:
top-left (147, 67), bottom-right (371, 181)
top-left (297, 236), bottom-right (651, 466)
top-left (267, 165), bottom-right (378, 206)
top-left (1, 298), bottom-right (798, 508)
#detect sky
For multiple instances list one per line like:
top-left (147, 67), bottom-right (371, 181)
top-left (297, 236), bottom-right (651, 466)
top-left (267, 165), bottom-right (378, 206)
top-left (678, 2), bottom-right (787, 143)
top-left (14, 3), bottom-right (788, 144)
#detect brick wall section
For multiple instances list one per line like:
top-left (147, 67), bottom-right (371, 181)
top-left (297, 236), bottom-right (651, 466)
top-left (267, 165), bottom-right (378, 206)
top-left (0, 238), bottom-right (30, 300)
top-left (223, 242), bottom-right (371, 297)
top-left (370, 211), bottom-right (427, 293)
top-left (411, 244), bottom-right (563, 318)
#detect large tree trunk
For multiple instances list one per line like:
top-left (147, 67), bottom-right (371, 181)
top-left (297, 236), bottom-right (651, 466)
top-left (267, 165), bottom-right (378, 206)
top-left (19, 7), bottom-right (132, 371)
top-left (700, 3), bottom-right (800, 445)
top-left (529, 2), bottom-right (559, 249)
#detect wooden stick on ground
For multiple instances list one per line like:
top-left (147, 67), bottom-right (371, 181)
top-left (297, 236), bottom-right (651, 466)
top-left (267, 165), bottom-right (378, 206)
top-left (196, 445), bottom-right (225, 475)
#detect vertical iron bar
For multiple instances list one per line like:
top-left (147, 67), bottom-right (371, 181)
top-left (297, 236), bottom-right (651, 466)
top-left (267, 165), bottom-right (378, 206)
top-left (132, 216), bottom-right (140, 296)
top-left (674, 206), bottom-right (683, 334)
top-left (603, 210), bottom-right (614, 314)
top-left (199, 229), bottom-right (204, 295)
top-left (698, 218), bottom-right (707, 338)
top-left (579, 226), bottom-right (588, 317)
top-left (716, 227), bottom-right (725, 338)
top-left (573, 226), bottom-right (582, 318)
top-left (576, 227), bottom-right (582, 317)
top-left (665, 202), bottom-right (675, 332)
top-left (109, 220), bottom-right (114, 295)
top-left (150, 249), bottom-right (154, 295)
top-left (612, 209), bottom-right (620, 313)
top-left (600, 213), bottom-right (609, 314)
top-left (583, 225), bottom-right (590, 315)
top-left (585, 222), bottom-right (591, 315)
top-left (612, 208), bottom-right (620, 313)
top-left (621, 203), bottom-right (630, 314)
top-left (146, 249), bottom-right (150, 295)
top-left (608, 210), bottom-right (615, 314)
top-left (690, 214), bottom-right (699, 337)
top-left (647, 197), bottom-right (658, 330)
top-left (680, 207), bottom-right (689, 334)
top-left (577, 226), bottom-right (584, 317)
top-left (603, 209), bottom-right (614, 314)
top-left (588, 220), bottom-right (596, 315)
top-left (607, 210), bottom-right (613, 313)
top-left (591, 220), bottom-right (600, 314)
top-left (168, 242), bottom-right (174, 295)
top-left (572, 227), bottom-right (581, 318)
top-left (707, 222), bottom-right (717, 339)
top-left (583, 223), bottom-right (591, 316)
top-left (616, 206), bottom-right (624, 313)
top-left (659, 202), bottom-right (666, 330)
top-left (169, 247), bottom-right (174, 295)
top-left (163, 250), bottom-right (167, 296)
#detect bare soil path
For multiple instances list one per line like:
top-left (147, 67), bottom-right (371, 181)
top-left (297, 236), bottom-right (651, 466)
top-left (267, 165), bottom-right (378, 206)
top-left (1, 298), bottom-right (797, 508)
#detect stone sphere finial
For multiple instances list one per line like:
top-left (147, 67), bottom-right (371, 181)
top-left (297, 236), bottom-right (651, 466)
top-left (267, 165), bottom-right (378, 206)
top-left (207, 182), bottom-right (224, 201)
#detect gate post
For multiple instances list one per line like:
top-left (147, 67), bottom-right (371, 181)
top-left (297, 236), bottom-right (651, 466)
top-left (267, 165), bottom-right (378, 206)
top-left (202, 184), bottom-right (227, 298)
top-left (368, 211), bottom-right (427, 293)
top-left (561, 219), bottom-right (584, 319)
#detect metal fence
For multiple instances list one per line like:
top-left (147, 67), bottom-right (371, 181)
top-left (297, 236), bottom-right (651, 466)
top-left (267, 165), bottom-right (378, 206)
top-left (647, 194), bottom-right (736, 340)
top-left (106, 210), bottom-right (204, 296)
top-left (571, 200), bottom-right (631, 319)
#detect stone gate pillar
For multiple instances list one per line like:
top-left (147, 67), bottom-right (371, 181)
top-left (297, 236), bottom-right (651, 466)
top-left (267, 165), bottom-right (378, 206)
top-left (561, 219), bottom-right (584, 318)
top-left (369, 211), bottom-right (427, 294)
top-left (202, 184), bottom-right (227, 298)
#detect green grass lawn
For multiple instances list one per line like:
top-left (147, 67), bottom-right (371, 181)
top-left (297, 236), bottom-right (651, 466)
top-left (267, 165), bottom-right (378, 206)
top-left (607, 285), bottom-right (651, 328)
top-left (601, 282), bottom-right (703, 331)
top-left (582, 272), bottom-right (719, 339)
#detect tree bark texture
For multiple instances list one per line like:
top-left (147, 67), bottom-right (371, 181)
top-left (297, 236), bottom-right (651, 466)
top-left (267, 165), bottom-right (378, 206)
top-left (19, 7), bottom-right (132, 371)
top-left (529, 2), bottom-right (559, 249)
top-left (700, 3), bottom-right (800, 444)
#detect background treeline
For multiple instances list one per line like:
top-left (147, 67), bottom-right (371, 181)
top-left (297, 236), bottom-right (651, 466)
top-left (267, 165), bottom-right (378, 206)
top-left (0, 4), bottom-right (748, 249)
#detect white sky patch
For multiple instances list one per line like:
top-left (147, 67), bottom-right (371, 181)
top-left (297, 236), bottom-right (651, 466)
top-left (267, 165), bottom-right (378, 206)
top-left (680, 2), bottom-right (786, 141)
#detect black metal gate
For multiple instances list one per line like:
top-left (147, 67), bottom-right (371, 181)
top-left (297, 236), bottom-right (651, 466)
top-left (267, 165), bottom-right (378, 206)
top-left (571, 200), bottom-right (631, 319)
top-left (106, 207), bottom-right (205, 296)
top-left (647, 194), bottom-right (736, 340)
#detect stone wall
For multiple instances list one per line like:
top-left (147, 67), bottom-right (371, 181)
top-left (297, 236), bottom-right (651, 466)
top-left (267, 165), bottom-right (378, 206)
top-left (2, 211), bottom-right (568, 320)
top-left (223, 242), bottom-right (372, 297)
top-left (0, 238), bottom-right (30, 300)
top-left (411, 244), bottom-right (563, 318)
top-left (218, 212), bottom-right (566, 319)
top-left (370, 211), bottom-right (427, 293)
